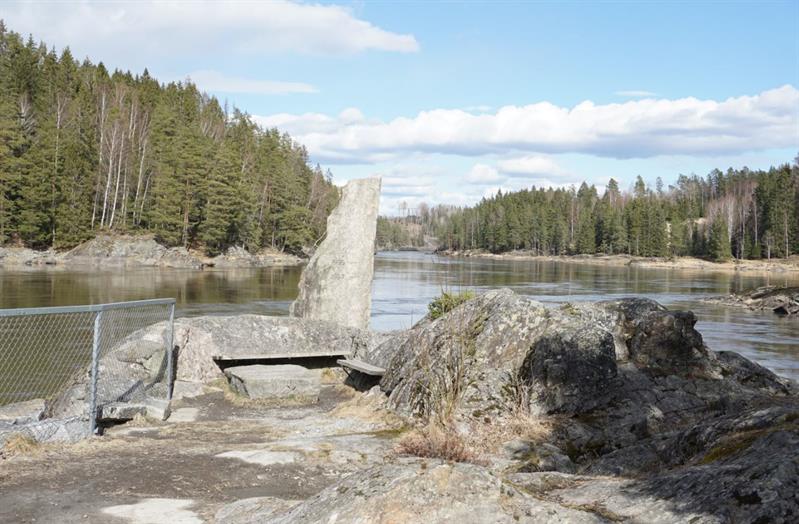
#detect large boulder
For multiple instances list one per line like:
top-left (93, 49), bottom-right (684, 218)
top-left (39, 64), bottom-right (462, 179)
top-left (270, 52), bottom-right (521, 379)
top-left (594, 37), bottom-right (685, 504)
top-left (291, 177), bottom-right (381, 329)
top-left (374, 289), bottom-right (797, 473)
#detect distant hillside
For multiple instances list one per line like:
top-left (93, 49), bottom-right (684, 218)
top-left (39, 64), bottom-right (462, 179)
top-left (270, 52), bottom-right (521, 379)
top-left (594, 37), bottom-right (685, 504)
top-left (0, 22), bottom-right (338, 255)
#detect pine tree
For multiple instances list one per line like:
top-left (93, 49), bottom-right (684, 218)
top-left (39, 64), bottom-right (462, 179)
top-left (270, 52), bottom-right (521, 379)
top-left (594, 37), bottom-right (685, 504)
top-left (707, 218), bottom-right (732, 261)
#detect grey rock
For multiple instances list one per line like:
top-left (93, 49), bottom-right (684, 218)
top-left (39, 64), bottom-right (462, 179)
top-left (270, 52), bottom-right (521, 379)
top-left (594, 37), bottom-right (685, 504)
top-left (269, 460), bottom-right (606, 523)
top-left (224, 364), bottom-right (321, 403)
top-left (704, 286), bottom-right (799, 316)
top-left (216, 497), bottom-right (301, 524)
top-left (0, 247), bottom-right (60, 266)
top-left (0, 398), bottom-right (46, 425)
top-left (375, 288), bottom-right (799, 520)
top-left (62, 234), bottom-right (204, 268)
top-left (168, 314), bottom-right (382, 383)
top-left (291, 177), bottom-right (381, 330)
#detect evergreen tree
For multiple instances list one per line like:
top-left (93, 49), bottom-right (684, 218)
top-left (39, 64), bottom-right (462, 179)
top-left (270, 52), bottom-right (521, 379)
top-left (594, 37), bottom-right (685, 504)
top-left (707, 218), bottom-right (732, 261)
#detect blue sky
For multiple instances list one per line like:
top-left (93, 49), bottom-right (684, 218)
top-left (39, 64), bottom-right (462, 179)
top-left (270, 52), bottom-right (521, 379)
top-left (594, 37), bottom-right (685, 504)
top-left (3, 0), bottom-right (798, 213)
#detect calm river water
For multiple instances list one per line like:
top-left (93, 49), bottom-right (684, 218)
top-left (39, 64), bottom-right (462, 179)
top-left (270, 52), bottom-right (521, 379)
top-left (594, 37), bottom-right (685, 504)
top-left (1, 251), bottom-right (797, 380)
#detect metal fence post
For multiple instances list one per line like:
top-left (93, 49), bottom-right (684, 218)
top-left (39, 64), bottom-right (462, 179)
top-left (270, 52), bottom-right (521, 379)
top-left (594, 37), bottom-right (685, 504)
top-left (88, 310), bottom-right (102, 436)
top-left (166, 302), bottom-right (176, 401)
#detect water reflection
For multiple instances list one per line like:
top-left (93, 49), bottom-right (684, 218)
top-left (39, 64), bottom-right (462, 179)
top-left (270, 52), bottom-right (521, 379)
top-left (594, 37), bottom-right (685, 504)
top-left (0, 251), bottom-right (797, 380)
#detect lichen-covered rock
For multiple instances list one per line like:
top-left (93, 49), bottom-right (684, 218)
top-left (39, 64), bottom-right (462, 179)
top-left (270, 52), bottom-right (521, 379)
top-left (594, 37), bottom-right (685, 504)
top-left (269, 460), bottom-right (605, 523)
top-left (291, 177), bottom-right (381, 329)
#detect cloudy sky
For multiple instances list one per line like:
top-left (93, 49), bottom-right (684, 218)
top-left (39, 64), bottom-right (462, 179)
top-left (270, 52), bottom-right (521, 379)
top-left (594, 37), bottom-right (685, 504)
top-left (3, 0), bottom-right (798, 213)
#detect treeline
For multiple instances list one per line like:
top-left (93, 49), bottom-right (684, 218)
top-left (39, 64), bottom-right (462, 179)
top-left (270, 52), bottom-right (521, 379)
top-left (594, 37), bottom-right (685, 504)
top-left (437, 161), bottom-right (799, 261)
top-left (0, 23), bottom-right (338, 255)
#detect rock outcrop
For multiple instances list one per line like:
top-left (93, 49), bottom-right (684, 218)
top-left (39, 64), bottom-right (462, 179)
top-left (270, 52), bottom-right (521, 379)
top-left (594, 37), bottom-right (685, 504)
top-left (126, 314), bottom-right (387, 383)
top-left (705, 285), bottom-right (799, 316)
top-left (270, 460), bottom-right (604, 523)
top-left (63, 234), bottom-right (204, 268)
top-left (352, 289), bottom-right (799, 523)
top-left (291, 177), bottom-right (381, 330)
top-left (0, 235), bottom-right (303, 269)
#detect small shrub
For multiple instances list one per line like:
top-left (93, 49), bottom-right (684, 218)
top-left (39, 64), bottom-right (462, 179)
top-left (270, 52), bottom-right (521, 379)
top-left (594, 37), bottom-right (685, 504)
top-left (395, 424), bottom-right (481, 463)
top-left (428, 290), bottom-right (475, 320)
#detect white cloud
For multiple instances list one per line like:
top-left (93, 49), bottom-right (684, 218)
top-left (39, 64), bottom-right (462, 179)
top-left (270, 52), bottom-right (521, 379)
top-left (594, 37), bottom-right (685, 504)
top-left (497, 155), bottom-right (570, 178)
top-left (187, 70), bottom-right (316, 95)
top-left (615, 90), bottom-right (658, 98)
top-left (256, 85), bottom-right (799, 163)
top-left (465, 164), bottom-right (504, 185)
top-left (2, 0), bottom-right (419, 69)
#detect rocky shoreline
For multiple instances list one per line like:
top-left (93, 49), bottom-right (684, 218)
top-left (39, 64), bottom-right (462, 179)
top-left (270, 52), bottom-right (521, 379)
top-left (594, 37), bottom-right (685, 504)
top-left (704, 286), bottom-right (799, 316)
top-left (0, 235), bottom-right (304, 270)
top-left (2, 290), bottom-right (797, 523)
top-left (440, 249), bottom-right (799, 273)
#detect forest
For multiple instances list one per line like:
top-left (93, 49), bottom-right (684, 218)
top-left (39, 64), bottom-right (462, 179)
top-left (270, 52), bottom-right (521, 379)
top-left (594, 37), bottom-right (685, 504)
top-left (435, 161), bottom-right (799, 261)
top-left (0, 22), bottom-right (338, 255)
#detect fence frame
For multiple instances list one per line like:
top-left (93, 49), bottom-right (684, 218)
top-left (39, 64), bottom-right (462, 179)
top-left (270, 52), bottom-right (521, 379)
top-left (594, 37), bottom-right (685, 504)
top-left (0, 298), bottom-right (176, 436)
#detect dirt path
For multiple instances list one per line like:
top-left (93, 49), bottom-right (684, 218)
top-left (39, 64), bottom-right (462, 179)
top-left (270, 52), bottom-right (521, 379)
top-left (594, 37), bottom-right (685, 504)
top-left (0, 386), bottom-right (397, 523)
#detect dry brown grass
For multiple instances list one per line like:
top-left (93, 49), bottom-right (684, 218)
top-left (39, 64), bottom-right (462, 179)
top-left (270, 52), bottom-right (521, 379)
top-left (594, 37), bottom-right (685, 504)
top-left (207, 377), bottom-right (318, 408)
top-left (330, 387), bottom-right (405, 428)
top-left (394, 413), bottom-right (554, 466)
top-left (395, 424), bottom-right (483, 464)
top-left (1, 433), bottom-right (42, 458)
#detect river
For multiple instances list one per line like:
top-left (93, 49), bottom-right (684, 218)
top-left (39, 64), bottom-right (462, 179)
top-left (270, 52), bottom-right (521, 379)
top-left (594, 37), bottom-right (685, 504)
top-left (1, 250), bottom-right (797, 380)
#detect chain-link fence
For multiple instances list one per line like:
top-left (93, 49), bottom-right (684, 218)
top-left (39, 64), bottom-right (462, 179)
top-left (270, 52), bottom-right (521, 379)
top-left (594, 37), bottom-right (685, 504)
top-left (0, 299), bottom-right (175, 445)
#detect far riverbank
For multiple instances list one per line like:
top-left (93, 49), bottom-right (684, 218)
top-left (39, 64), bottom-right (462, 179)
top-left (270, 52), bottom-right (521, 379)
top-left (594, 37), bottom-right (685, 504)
top-left (438, 249), bottom-right (799, 273)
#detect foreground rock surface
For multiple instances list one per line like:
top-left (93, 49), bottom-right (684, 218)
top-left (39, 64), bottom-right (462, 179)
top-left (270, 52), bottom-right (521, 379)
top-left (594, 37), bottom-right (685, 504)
top-left (705, 285), bottom-right (799, 315)
top-left (4, 290), bottom-right (797, 523)
top-left (291, 177), bottom-right (381, 330)
top-left (225, 364), bottom-right (321, 403)
top-left (363, 289), bottom-right (799, 523)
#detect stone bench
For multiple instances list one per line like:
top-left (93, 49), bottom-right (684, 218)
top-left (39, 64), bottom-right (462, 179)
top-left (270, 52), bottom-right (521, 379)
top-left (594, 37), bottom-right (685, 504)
top-left (337, 359), bottom-right (386, 377)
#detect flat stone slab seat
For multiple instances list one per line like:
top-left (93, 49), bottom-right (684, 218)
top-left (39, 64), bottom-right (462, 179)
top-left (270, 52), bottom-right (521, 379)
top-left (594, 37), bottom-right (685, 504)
top-left (224, 364), bottom-right (321, 403)
top-left (337, 359), bottom-right (386, 376)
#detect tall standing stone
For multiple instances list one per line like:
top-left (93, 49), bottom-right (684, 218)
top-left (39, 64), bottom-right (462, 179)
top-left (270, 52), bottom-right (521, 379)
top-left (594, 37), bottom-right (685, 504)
top-left (291, 177), bottom-right (381, 330)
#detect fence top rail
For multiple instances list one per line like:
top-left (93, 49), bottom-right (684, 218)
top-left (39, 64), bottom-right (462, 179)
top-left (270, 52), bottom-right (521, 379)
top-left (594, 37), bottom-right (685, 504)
top-left (0, 298), bottom-right (176, 317)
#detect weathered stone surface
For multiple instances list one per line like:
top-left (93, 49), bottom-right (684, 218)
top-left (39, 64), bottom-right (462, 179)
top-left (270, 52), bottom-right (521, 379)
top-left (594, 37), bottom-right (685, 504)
top-left (173, 315), bottom-right (383, 383)
top-left (63, 234), bottom-right (204, 268)
top-left (216, 497), bottom-right (301, 524)
top-left (0, 398), bottom-right (46, 425)
top-left (224, 364), bottom-right (321, 402)
top-left (705, 285), bottom-right (799, 315)
top-left (291, 177), bottom-right (381, 330)
top-left (269, 460), bottom-right (605, 523)
top-left (0, 247), bottom-right (59, 266)
top-left (371, 288), bottom-right (799, 521)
